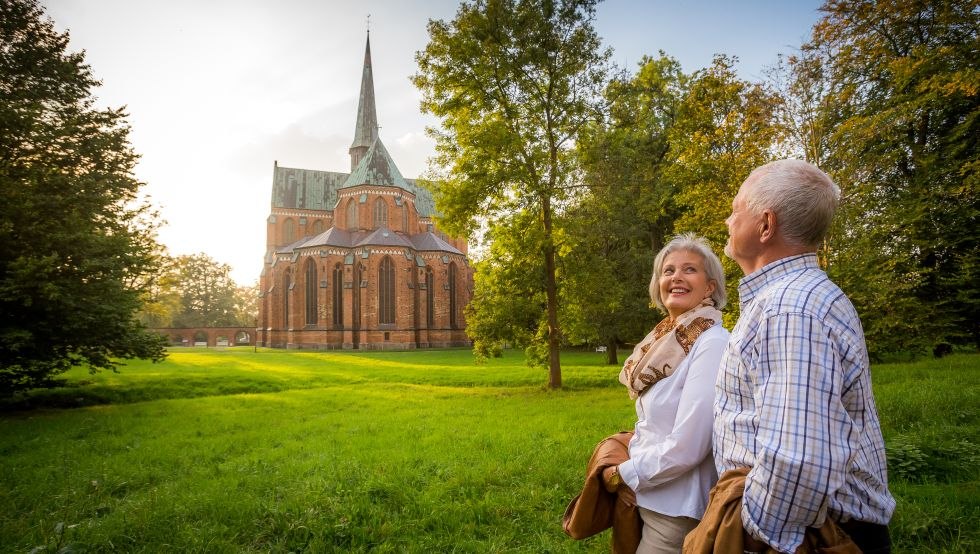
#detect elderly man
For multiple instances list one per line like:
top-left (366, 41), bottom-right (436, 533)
top-left (714, 159), bottom-right (895, 553)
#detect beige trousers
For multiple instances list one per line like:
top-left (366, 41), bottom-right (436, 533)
top-left (635, 507), bottom-right (699, 554)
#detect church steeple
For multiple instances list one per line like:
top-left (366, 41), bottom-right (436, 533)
top-left (349, 32), bottom-right (378, 170)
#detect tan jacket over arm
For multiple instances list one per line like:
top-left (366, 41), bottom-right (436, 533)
top-left (563, 431), bottom-right (642, 554)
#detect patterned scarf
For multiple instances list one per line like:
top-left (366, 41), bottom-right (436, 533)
top-left (619, 299), bottom-right (722, 399)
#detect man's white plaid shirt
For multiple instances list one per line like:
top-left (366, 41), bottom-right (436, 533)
top-left (714, 254), bottom-right (895, 553)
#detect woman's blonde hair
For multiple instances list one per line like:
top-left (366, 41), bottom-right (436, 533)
top-left (649, 233), bottom-right (727, 313)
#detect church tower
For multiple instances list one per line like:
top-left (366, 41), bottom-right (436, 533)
top-left (257, 33), bottom-right (472, 351)
top-left (349, 35), bottom-right (378, 170)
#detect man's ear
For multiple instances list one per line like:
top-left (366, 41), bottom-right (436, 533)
top-left (759, 209), bottom-right (776, 244)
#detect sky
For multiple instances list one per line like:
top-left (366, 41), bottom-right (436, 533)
top-left (43, 0), bottom-right (824, 285)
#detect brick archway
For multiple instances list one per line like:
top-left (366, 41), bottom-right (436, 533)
top-left (150, 327), bottom-right (257, 347)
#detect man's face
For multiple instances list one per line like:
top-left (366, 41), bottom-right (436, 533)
top-left (724, 177), bottom-right (763, 273)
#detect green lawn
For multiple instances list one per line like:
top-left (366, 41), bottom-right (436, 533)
top-left (0, 348), bottom-right (977, 552)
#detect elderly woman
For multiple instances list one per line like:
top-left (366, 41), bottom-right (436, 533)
top-left (603, 233), bottom-right (729, 553)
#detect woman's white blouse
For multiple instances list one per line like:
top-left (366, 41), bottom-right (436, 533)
top-left (618, 324), bottom-right (729, 519)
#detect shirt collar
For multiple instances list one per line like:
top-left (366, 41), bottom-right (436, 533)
top-left (737, 253), bottom-right (820, 308)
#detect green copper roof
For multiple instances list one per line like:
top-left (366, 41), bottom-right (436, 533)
top-left (341, 138), bottom-right (408, 189)
top-left (340, 139), bottom-right (437, 217)
top-left (271, 166), bottom-right (348, 210)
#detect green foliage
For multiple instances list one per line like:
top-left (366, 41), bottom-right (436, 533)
top-left (139, 254), bottom-right (258, 328)
top-left (886, 437), bottom-right (930, 482)
top-left (563, 55), bottom-right (686, 360)
top-left (667, 55), bottom-right (786, 323)
top-left (0, 0), bottom-right (166, 394)
top-left (466, 214), bottom-right (546, 361)
top-left (802, 0), bottom-right (980, 357)
top-left (170, 253), bottom-right (249, 327)
top-left (413, 0), bottom-right (612, 387)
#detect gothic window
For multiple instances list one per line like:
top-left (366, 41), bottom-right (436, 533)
top-left (304, 258), bottom-right (317, 326)
top-left (332, 263), bottom-right (344, 326)
top-left (282, 269), bottom-right (292, 328)
top-left (426, 267), bottom-right (434, 328)
top-left (448, 262), bottom-right (458, 329)
top-left (378, 256), bottom-right (395, 324)
top-left (311, 219), bottom-right (324, 235)
top-left (402, 205), bottom-right (408, 232)
top-left (346, 198), bottom-right (358, 229)
top-left (374, 198), bottom-right (388, 228)
top-left (283, 218), bottom-right (296, 244)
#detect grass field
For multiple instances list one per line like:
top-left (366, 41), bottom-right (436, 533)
top-left (0, 348), bottom-right (977, 553)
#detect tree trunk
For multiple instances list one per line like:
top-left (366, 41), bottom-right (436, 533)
top-left (542, 196), bottom-right (562, 389)
top-left (605, 339), bottom-right (618, 365)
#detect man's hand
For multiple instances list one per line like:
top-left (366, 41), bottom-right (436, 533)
top-left (742, 529), bottom-right (768, 552)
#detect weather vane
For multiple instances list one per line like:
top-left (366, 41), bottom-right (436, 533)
top-left (367, 13), bottom-right (371, 34)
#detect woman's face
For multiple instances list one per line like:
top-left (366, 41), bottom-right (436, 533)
top-left (659, 249), bottom-right (716, 319)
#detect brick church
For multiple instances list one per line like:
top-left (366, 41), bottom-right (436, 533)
top-left (257, 35), bottom-right (472, 349)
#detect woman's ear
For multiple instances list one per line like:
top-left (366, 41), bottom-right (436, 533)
top-left (705, 280), bottom-right (717, 298)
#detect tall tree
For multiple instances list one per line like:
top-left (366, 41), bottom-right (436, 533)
top-left (0, 0), bottom-right (167, 393)
top-left (137, 257), bottom-right (182, 328)
top-left (413, 0), bottom-right (611, 387)
top-left (666, 55), bottom-right (786, 323)
top-left (565, 55), bottom-right (687, 363)
top-left (138, 254), bottom-right (256, 328)
top-left (233, 281), bottom-right (260, 328)
top-left (465, 211), bottom-right (548, 363)
top-left (808, 0), bottom-right (979, 356)
top-left (170, 254), bottom-right (240, 328)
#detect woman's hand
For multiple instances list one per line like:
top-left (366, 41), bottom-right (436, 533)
top-left (601, 465), bottom-right (621, 493)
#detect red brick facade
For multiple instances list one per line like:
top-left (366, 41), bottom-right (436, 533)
top-left (256, 36), bottom-right (472, 350)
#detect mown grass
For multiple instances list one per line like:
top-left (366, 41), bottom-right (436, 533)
top-left (0, 349), bottom-right (977, 552)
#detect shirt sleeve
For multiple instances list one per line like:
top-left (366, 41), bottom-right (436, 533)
top-left (619, 331), bottom-right (727, 492)
top-left (741, 313), bottom-right (854, 553)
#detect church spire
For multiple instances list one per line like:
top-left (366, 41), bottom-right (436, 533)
top-left (349, 32), bottom-right (378, 170)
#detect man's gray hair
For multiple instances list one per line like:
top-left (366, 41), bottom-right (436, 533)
top-left (745, 159), bottom-right (840, 248)
top-left (649, 233), bottom-right (727, 313)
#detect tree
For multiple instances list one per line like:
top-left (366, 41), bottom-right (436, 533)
top-left (170, 254), bottom-right (241, 328)
top-left (233, 281), bottom-right (259, 327)
top-left (465, 212), bottom-right (548, 363)
top-left (138, 254), bottom-right (257, 328)
top-left (0, 0), bottom-right (166, 393)
top-left (564, 55), bottom-right (687, 363)
top-left (666, 55), bottom-right (786, 324)
top-left (413, 0), bottom-right (611, 387)
top-left (806, 0), bottom-right (979, 356)
top-left (137, 256), bottom-right (182, 328)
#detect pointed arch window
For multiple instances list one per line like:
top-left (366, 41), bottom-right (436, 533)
top-left (282, 269), bottom-right (292, 328)
top-left (374, 198), bottom-right (388, 228)
top-left (332, 263), bottom-right (344, 326)
top-left (425, 267), bottom-right (434, 328)
top-left (311, 220), bottom-right (324, 235)
top-left (402, 205), bottom-right (408, 233)
top-left (378, 256), bottom-right (395, 325)
top-left (283, 218), bottom-right (296, 244)
top-left (448, 262), bottom-right (458, 329)
top-left (304, 258), bottom-right (317, 325)
top-left (346, 198), bottom-right (358, 229)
